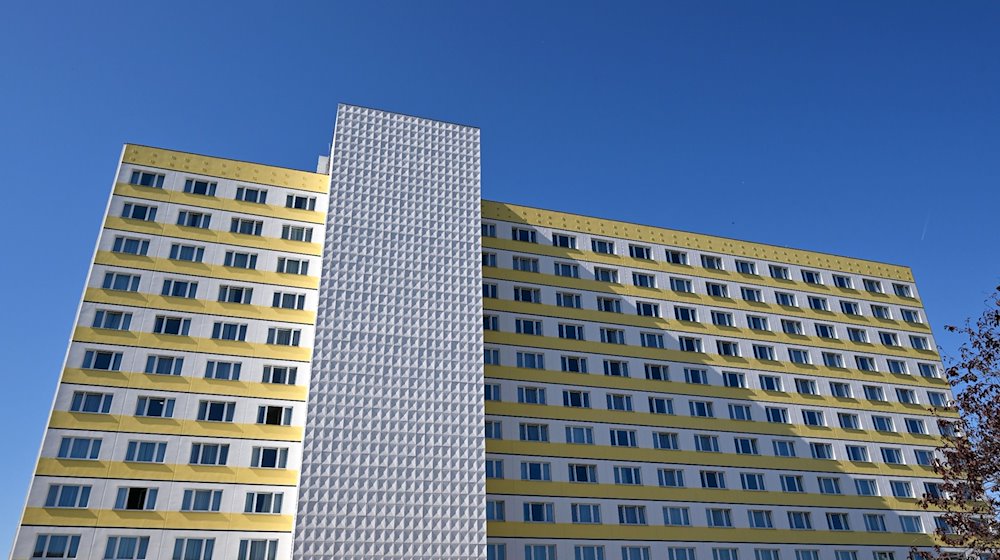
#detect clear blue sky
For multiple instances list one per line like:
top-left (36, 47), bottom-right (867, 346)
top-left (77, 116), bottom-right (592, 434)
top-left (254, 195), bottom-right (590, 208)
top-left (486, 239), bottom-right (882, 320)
top-left (1, 1), bottom-right (998, 552)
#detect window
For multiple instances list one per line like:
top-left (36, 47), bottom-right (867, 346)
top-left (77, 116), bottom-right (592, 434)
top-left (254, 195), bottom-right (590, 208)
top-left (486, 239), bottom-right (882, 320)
top-left (695, 434), bottom-right (720, 452)
top-left (237, 540), bottom-right (279, 560)
top-left (872, 416), bottom-right (895, 432)
top-left (179, 489), bottom-right (223, 512)
top-left (554, 262), bottom-right (579, 277)
top-left (135, 396), bottom-right (175, 418)
top-left (230, 218), bottom-right (263, 236)
top-left (623, 548), bottom-right (651, 560)
top-left (802, 410), bottom-right (825, 426)
top-left (159, 279), bottom-right (197, 300)
top-left (765, 407), bottom-right (788, 423)
top-left (257, 405), bottom-right (292, 426)
top-left (717, 341), bottom-right (740, 356)
top-left (223, 251), bottom-right (258, 270)
top-left (591, 239), bottom-right (615, 254)
top-left (44, 484), bottom-right (91, 508)
top-left (190, 443), bottom-right (229, 466)
top-left (603, 360), bottom-right (629, 377)
top-left (847, 327), bottom-right (869, 343)
top-left (701, 255), bottom-right (724, 270)
top-left (484, 421), bottom-right (502, 439)
top-left (818, 477), bottom-right (842, 494)
top-left (821, 352), bottom-right (845, 369)
top-left (670, 277), bottom-right (693, 292)
top-left (672, 307), bottom-right (697, 323)
top-left (569, 464), bottom-right (598, 483)
top-left (523, 501), bottom-right (554, 522)
top-left (914, 450), bottom-right (934, 466)
top-left (741, 287), bottom-right (762, 302)
top-left (713, 550), bottom-right (739, 560)
top-left (281, 224), bottom-right (313, 242)
top-left (596, 297), bottom-right (622, 313)
top-left (881, 447), bottom-right (904, 464)
top-left (512, 227), bottom-right (536, 243)
top-left (618, 505), bottom-right (647, 525)
top-left (927, 391), bottom-right (948, 407)
top-left (153, 315), bottom-right (191, 336)
top-left (910, 335), bottom-right (930, 350)
top-left (276, 257), bottom-right (309, 275)
top-left (711, 311), bottom-right (734, 327)
top-left (706, 282), bottom-right (729, 297)
top-left (556, 292), bottom-right (581, 308)
top-left (236, 186), bottom-right (268, 203)
top-left (665, 250), bottom-right (688, 264)
top-left (896, 388), bottom-right (917, 404)
top-left (846, 445), bottom-right (870, 462)
top-left (652, 432), bottom-right (679, 449)
top-left (607, 393), bottom-right (633, 411)
top-left (111, 236), bottom-right (150, 256)
top-left (707, 508), bottom-right (733, 527)
top-left (92, 310), bottom-right (132, 331)
top-left (760, 375), bottom-right (782, 392)
top-left (863, 513), bottom-right (887, 532)
top-left (572, 504), bottom-right (602, 524)
top-left (486, 500), bottom-right (506, 521)
top-left (871, 305), bottom-right (891, 319)
top-left (263, 366), bottom-right (298, 388)
top-left (552, 233), bottom-right (576, 248)
top-left (658, 469), bottom-right (685, 487)
top-left (211, 322), bottom-right (247, 341)
top-left (901, 309), bottom-right (922, 323)
top-left (679, 337), bottom-right (703, 352)
top-left (788, 511), bottom-right (813, 530)
top-left (566, 426), bottom-right (594, 445)
top-left (741, 472), bottom-right (765, 490)
top-left (245, 491), bottom-right (283, 514)
top-left (283, 193), bottom-right (315, 210)
top-left (879, 331), bottom-right (900, 346)
top-left (814, 324), bottom-right (836, 339)
top-left (838, 413), bottom-right (860, 430)
top-left (735, 260), bottom-right (757, 275)
top-left (82, 350), bottom-right (123, 371)
top-left (633, 272), bottom-right (656, 288)
top-left (723, 371), bottom-right (746, 388)
top-left (645, 363), bottom-right (668, 380)
top-left (689, 401), bottom-right (714, 418)
top-left (484, 383), bottom-right (501, 401)
top-left (594, 267), bottom-right (619, 283)
top-left (810, 442), bottom-right (833, 459)
top-left (70, 391), bottom-right (113, 413)
top-left (807, 296), bottom-right (828, 311)
top-left (171, 539), bottom-right (215, 560)
top-left (748, 510), bottom-right (774, 528)
top-left (754, 551), bottom-right (780, 560)
top-left (610, 429), bottom-right (637, 447)
top-left (833, 275), bottom-right (853, 289)
top-left (890, 480), bottom-right (913, 498)
top-left (518, 386), bottom-right (546, 404)
top-left (830, 381), bottom-right (852, 397)
top-left (197, 400), bottom-right (235, 422)
top-left (519, 424), bottom-right (549, 442)
top-left (205, 360), bottom-right (242, 380)
top-left (747, 315), bottom-right (769, 331)
top-left (801, 270), bottom-right (822, 284)
top-left (515, 318), bottom-right (542, 335)
top-left (483, 315), bottom-right (499, 331)
top-left (794, 378), bottom-right (817, 395)
top-left (482, 223), bottom-right (496, 238)
top-left (184, 178), bottom-right (217, 196)
top-left (562, 356), bottom-right (588, 373)
top-left (826, 513), bottom-right (851, 531)
top-left (855, 356), bottom-right (877, 372)
top-left (485, 459), bottom-right (504, 478)
top-left (864, 279), bottom-right (883, 293)
top-left (778, 321), bottom-right (803, 337)
top-left (251, 446), bottom-right (288, 469)
top-left (729, 404), bottom-right (752, 421)
top-left (121, 203), bottom-right (158, 222)
top-left (102, 272), bottom-right (140, 292)
top-left (684, 368), bottom-right (709, 385)
top-left (271, 291), bottom-right (306, 310)
top-left (780, 475), bottom-right (804, 493)
top-left (512, 256), bottom-right (540, 273)
top-left (57, 437), bottom-right (102, 460)
top-left (919, 363), bottom-right (940, 378)
top-left (629, 244), bottom-right (652, 260)
top-left (734, 437), bottom-right (758, 455)
top-left (525, 546), bottom-right (556, 560)
top-left (177, 210), bottom-right (212, 228)
top-left (114, 486), bottom-right (158, 511)
top-left (600, 328), bottom-right (625, 344)
top-left (855, 479), bottom-right (879, 495)
top-left (775, 292), bottom-right (797, 306)
top-left (901, 515), bottom-right (924, 533)
top-left (514, 286), bottom-right (542, 303)
top-left (700, 471), bottom-right (726, 488)
top-left (614, 465), bottom-right (642, 485)
top-left (773, 440), bottom-right (796, 457)
top-left (893, 283), bottom-right (913, 297)
top-left (636, 303), bottom-right (661, 318)
top-left (129, 169), bottom-right (165, 188)
top-left (103, 537), bottom-right (150, 560)
top-left (887, 359), bottom-right (908, 374)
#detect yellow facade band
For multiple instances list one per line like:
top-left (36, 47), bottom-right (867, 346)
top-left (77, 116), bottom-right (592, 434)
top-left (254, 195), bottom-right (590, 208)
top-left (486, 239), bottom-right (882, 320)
top-left (484, 268), bottom-right (931, 336)
top-left (486, 440), bottom-right (941, 479)
top-left (483, 201), bottom-right (915, 283)
top-left (485, 332), bottom-right (949, 391)
top-left (486, 298), bottom-right (937, 362)
top-left (114, 182), bottom-right (326, 225)
top-left (486, 521), bottom-right (936, 546)
top-left (94, 251), bottom-right (320, 290)
top-left (84, 287), bottom-right (316, 326)
top-left (34, 458), bottom-right (299, 487)
top-left (486, 479), bottom-right (932, 512)
top-left (21, 507), bottom-right (293, 532)
top-left (73, 327), bottom-right (313, 362)
top-left (123, 144), bottom-right (329, 194)
top-left (105, 216), bottom-right (323, 257)
top-left (483, 236), bottom-right (922, 309)
top-left (486, 402), bottom-right (942, 447)
top-left (49, 411), bottom-right (303, 442)
top-left (484, 365), bottom-right (956, 419)
top-left (60, 368), bottom-right (307, 402)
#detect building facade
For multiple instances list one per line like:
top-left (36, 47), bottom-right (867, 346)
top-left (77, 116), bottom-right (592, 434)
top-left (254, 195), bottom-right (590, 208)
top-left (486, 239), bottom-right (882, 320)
top-left (11, 105), bottom-right (956, 560)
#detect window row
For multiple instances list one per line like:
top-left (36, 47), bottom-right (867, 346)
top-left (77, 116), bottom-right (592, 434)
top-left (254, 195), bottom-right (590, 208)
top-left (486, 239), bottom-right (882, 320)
top-left (128, 167), bottom-right (319, 210)
top-left (30, 532), bottom-right (278, 559)
top-left (54, 434), bottom-right (290, 468)
top-left (41, 482), bottom-right (286, 514)
top-left (66, 389), bottom-right (296, 426)
top-left (487, 543), bottom-right (927, 560)
top-left (84, 308), bottom-right (306, 345)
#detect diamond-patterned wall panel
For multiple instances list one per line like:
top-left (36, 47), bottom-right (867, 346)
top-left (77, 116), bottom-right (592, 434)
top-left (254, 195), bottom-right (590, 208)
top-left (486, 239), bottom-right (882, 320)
top-left (294, 104), bottom-right (485, 559)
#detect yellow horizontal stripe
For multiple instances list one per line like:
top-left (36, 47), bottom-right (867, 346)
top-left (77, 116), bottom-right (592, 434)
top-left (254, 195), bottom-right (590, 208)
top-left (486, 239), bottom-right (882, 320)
top-left (114, 182), bottom-right (326, 224)
top-left (487, 479), bottom-right (931, 511)
top-left (484, 237), bottom-right (922, 309)
top-left (485, 268), bottom-right (931, 337)
top-left (84, 287), bottom-right (316, 325)
top-left (486, 440), bottom-right (941, 479)
top-left (49, 411), bottom-right (303, 442)
top-left (124, 144), bottom-right (328, 194)
top-left (105, 216), bottom-right (323, 257)
top-left (486, 298), bottom-right (938, 362)
top-left (21, 507), bottom-right (292, 532)
top-left (486, 521), bottom-right (935, 546)
top-left (487, 402), bottom-right (941, 447)
top-left (483, 201), bottom-right (915, 283)
top-left (73, 327), bottom-right (312, 362)
top-left (484, 365), bottom-right (956, 419)
top-left (60, 368), bottom-right (307, 402)
top-left (485, 331), bottom-right (949, 391)
top-left (35, 458), bottom-right (299, 486)
top-left (94, 251), bottom-right (319, 290)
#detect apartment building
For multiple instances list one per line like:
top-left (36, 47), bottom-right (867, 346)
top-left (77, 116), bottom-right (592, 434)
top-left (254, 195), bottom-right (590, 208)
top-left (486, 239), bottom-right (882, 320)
top-left (11, 105), bottom-right (956, 560)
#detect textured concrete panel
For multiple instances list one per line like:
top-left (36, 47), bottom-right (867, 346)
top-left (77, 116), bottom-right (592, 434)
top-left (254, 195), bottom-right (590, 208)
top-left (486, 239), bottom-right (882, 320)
top-left (295, 104), bottom-right (485, 559)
